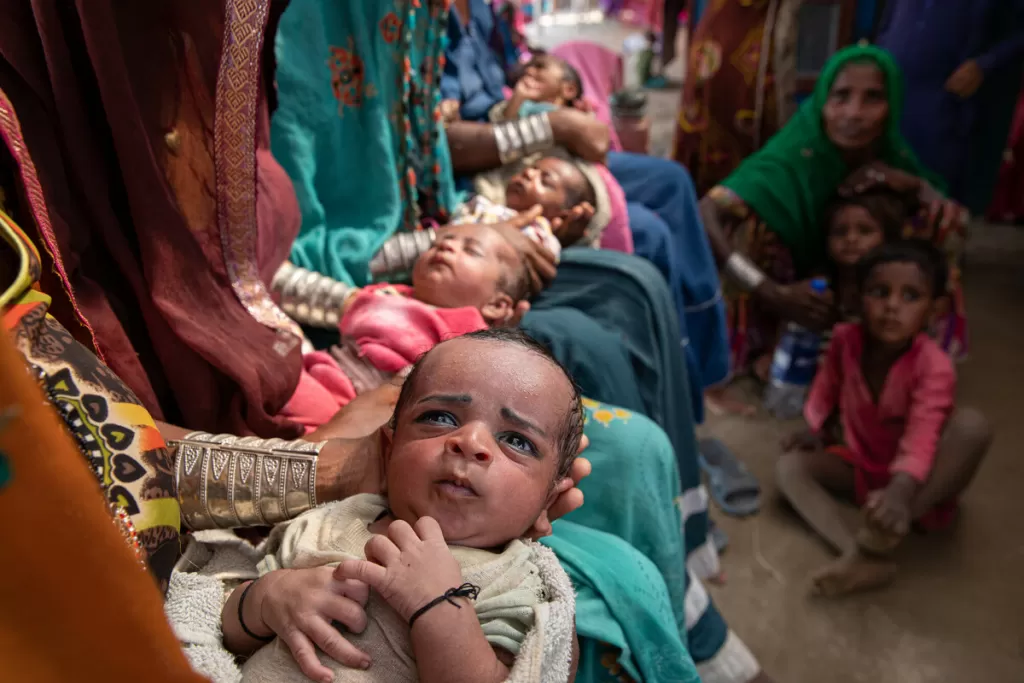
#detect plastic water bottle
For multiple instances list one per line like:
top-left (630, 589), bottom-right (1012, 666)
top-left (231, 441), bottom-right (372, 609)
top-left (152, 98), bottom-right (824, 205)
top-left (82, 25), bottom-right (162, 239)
top-left (763, 278), bottom-right (829, 420)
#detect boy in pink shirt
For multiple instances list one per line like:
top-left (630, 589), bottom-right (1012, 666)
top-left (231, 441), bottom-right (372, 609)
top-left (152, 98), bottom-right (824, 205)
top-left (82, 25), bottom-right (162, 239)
top-left (777, 240), bottom-right (991, 597)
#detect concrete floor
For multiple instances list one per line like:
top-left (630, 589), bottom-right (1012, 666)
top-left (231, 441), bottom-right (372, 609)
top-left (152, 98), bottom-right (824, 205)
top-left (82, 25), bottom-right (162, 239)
top-left (529, 20), bottom-right (1024, 683)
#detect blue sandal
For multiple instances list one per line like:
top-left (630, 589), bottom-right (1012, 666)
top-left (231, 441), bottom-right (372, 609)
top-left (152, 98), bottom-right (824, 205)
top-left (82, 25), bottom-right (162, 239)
top-left (698, 438), bottom-right (762, 518)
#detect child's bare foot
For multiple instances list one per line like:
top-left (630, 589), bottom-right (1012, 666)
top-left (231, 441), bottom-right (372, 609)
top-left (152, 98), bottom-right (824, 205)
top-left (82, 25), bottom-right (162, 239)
top-left (855, 523), bottom-right (902, 555)
top-left (811, 552), bottom-right (897, 597)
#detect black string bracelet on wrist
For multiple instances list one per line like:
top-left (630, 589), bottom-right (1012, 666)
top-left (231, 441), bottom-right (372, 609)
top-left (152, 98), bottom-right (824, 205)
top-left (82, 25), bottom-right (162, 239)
top-left (238, 579), bottom-right (275, 642)
top-left (408, 583), bottom-right (481, 629)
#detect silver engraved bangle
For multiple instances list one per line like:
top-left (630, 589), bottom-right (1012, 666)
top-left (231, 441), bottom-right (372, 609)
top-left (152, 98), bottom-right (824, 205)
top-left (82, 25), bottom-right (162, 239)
top-left (271, 261), bottom-right (354, 329)
top-left (522, 112), bottom-right (554, 156)
top-left (494, 122), bottom-right (516, 164)
top-left (171, 431), bottom-right (325, 530)
top-left (368, 228), bottom-right (437, 278)
top-left (724, 252), bottom-right (766, 292)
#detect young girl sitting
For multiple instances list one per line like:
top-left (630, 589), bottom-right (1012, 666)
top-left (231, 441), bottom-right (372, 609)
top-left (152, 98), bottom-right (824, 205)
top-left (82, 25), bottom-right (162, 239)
top-left (239, 329), bottom-right (583, 683)
top-left (776, 240), bottom-right (990, 597)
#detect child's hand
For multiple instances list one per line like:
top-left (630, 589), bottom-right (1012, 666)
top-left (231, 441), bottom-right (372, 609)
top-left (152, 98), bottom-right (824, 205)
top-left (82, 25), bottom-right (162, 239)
top-left (337, 517), bottom-right (465, 623)
top-left (781, 429), bottom-right (823, 453)
top-left (864, 475), bottom-right (917, 538)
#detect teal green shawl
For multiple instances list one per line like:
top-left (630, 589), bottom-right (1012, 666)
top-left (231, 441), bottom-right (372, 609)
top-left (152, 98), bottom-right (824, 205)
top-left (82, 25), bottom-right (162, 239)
top-left (272, 0), bottom-right (456, 285)
top-left (721, 44), bottom-right (941, 273)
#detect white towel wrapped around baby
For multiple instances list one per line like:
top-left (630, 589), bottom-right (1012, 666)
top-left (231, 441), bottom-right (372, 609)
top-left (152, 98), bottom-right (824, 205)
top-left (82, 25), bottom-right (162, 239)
top-left (166, 495), bottom-right (576, 683)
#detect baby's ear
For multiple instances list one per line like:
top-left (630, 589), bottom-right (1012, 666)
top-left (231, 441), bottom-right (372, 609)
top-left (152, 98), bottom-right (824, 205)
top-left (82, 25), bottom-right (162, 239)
top-left (480, 291), bottom-right (516, 327)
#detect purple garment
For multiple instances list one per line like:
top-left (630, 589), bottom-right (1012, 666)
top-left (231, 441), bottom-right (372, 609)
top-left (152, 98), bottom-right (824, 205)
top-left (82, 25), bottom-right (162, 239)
top-left (877, 0), bottom-right (1024, 205)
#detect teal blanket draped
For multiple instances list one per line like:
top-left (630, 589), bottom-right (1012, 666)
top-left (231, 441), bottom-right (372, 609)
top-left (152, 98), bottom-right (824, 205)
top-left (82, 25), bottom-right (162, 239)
top-left (544, 400), bottom-right (701, 683)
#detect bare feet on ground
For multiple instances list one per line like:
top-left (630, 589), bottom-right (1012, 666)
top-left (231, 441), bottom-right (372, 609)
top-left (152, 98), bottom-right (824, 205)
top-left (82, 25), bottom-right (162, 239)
top-left (811, 552), bottom-right (897, 598)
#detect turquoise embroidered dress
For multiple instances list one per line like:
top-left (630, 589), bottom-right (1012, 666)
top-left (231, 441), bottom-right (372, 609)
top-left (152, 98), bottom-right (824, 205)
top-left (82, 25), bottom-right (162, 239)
top-left (273, 0), bottom-right (456, 285)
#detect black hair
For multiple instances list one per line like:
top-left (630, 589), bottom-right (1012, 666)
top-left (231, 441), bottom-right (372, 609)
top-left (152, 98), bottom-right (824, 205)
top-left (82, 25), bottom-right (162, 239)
top-left (390, 328), bottom-right (584, 480)
top-left (825, 187), bottom-right (915, 244)
top-left (558, 59), bottom-right (584, 105)
top-left (561, 163), bottom-right (597, 212)
top-left (856, 239), bottom-right (948, 299)
top-left (496, 253), bottom-right (531, 304)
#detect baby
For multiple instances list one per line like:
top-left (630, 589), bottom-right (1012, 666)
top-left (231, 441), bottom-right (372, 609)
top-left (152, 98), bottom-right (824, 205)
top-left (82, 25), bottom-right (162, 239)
top-left (498, 53), bottom-right (584, 121)
top-left (242, 329), bottom-right (584, 683)
top-left (460, 155), bottom-right (598, 249)
top-left (369, 156), bottom-right (602, 281)
top-left (309, 223), bottom-right (536, 412)
top-left (777, 240), bottom-right (986, 596)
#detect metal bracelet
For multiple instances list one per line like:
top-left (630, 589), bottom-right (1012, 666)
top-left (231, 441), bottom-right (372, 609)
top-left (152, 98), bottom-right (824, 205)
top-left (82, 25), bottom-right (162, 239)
top-left (271, 261), bottom-right (354, 329)
top-left (171, 431), bottom-right (325, 530)
top-left (368, 228), bottom-right (438, 279)
top-left (724, 252), bottom-right (766, 292)
top-left (521, 112), bottom-right (554, 156)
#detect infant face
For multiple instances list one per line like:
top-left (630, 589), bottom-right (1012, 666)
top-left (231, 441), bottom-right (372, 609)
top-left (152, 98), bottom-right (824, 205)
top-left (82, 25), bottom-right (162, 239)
top-left (384, 337), bottom-right (575, 547)
top-left (505, 157), bottom-right (584, 219)
top-left (515, 54), bottom-right (572, 104)
top-left (411, 224), bottom-right (518, 310)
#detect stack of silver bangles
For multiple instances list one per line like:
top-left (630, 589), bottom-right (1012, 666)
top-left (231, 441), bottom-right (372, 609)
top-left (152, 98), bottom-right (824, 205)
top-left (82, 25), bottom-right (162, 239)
top-left (494, 112), bottom-right (555, 165)
top-left (368, 227), bottom-right (437, 279)
top-left (724, 252), bottom-right (766, 292)
top-left (171, 432), bottom-right (325, 530)
top-left (271, 261), bottom-right (353, 329)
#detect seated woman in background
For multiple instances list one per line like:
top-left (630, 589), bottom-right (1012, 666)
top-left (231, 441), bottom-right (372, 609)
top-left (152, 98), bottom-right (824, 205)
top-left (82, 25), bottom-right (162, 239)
top-left (699, 44), bottom-right (968, 414)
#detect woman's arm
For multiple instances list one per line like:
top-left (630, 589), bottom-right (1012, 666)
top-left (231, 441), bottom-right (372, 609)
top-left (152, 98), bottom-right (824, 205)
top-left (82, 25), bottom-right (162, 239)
top-left (447, 109), bottom-right (609, 174)
top-left (162, 428), bottom-right (381, 529)
top-left (699, 193), bottom-right (833, 329)
top-left (271, 261), bottom-right (358, 329)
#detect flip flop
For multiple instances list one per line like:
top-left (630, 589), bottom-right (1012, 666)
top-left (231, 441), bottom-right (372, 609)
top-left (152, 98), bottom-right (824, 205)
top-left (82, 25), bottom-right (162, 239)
top-left (698, 438), bottom-right (762, 518)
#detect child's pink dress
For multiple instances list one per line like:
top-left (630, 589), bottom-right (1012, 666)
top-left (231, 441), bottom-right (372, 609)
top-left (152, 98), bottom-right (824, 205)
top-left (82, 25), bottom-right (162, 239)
top-left (805, 323), bottom-right (958, 530)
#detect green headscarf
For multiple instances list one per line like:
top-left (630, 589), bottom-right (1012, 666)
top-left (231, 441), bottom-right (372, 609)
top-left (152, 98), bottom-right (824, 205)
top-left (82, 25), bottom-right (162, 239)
top-left (720, 44), bottom-right (943, 274)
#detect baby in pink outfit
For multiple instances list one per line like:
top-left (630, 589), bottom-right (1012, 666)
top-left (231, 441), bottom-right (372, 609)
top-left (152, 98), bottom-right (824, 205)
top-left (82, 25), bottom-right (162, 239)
top-left (288, 223), bottom-right (532, 428)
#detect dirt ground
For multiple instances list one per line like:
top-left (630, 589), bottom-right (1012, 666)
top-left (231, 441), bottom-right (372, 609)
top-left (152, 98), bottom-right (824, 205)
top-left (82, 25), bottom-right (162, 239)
top-left (528, 21), bottom-right (1024, 683)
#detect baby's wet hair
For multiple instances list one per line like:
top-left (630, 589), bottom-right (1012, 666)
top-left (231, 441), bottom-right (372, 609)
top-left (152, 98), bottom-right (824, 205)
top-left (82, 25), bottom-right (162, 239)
top-left (390, 328), bottom-right (584, 479)
top-left (856, 239), bottom-right (948, 299)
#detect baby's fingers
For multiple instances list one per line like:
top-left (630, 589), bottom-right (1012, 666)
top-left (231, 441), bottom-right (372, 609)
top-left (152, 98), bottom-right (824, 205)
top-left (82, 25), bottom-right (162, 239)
top-left (279, 626), bottom-right (336, 683)
top-left (306, 617), bottom-right (371, 672)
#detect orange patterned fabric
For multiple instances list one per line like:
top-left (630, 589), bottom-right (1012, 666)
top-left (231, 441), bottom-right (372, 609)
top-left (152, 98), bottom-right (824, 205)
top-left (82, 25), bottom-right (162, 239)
top-left (0, 328), bottom-right (207, 683)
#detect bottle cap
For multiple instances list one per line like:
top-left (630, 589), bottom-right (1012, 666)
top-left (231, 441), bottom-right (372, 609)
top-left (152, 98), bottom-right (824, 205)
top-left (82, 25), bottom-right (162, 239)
top-left (810, 277), bottom-right (829, 294)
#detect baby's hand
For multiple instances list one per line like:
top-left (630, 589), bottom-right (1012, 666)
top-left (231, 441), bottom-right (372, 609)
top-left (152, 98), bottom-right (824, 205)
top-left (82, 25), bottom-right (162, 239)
top-left (337, 517), bottom-right (464, 622)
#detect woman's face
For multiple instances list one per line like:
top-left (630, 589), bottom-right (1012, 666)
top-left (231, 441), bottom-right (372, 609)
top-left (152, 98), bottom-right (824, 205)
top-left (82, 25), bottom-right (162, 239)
top-left (822, 63), bottom-right (889, 152)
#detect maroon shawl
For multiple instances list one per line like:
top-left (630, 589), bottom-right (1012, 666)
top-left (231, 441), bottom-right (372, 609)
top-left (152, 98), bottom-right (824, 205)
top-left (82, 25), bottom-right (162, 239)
top-left (0, 0), bottom-right (304, 437)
